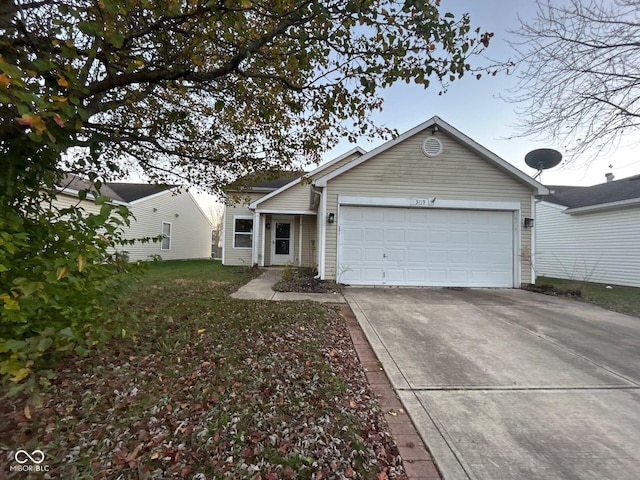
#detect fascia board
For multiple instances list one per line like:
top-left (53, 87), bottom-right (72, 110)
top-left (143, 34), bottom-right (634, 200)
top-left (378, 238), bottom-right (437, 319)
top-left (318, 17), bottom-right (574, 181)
top-left (565, 197), bottom-right (640, 215)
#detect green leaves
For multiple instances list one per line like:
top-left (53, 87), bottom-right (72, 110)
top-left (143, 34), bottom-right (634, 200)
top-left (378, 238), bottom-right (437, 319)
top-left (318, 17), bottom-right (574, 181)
top-left (0, 187), bottom-right (144, 398)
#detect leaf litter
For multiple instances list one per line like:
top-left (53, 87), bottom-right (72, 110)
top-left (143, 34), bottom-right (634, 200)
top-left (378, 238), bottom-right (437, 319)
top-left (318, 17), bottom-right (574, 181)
top-left (0, 264), bottom-right (406, 479)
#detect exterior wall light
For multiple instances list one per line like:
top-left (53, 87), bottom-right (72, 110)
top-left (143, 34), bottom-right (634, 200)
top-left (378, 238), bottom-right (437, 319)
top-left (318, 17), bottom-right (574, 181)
top-left (523, 217), bottom-right (534, 228)
top-left (327, 212), bottom-right (335, 224)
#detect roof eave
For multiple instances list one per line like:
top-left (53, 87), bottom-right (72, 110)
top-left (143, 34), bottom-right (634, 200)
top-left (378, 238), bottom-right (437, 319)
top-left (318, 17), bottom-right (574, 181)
top-left (249, 146), bottom-right (368, 209)
top-left (564, 197), bottom-right (640, 215)
top-left (128, 186), bottom-right (178, 205)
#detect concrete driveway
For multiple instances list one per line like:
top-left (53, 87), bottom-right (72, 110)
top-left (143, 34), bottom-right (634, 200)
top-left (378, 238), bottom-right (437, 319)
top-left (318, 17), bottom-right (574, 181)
top-left (345, 287), bottom-right (640, 480)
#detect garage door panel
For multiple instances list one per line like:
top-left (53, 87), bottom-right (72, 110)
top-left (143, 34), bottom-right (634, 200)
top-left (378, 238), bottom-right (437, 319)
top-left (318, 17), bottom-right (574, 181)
top-left (342, 226), bottom-right (363, 242)
top-left (386, 268), bottom-right (405, 282)
top-left (362, 209), bottom-right (381, 222)
top-left (407, 229), bottom-right (427, 242)
top-left (385, 229), bottom-right (405, 243)
top-left (342, 246), bottom-right (363, 262)
top-left (429, 230), bottom-right (448, 243)
top-left (363, 247), bottom-right (384, 262)
top-left (407, 249), bottom-right (427, 262)
top-left (339, 206), bottom-right (515, 287)
top-left (407, 269), bottom-right (427, 282)
top-left (386, 248), bottom-right (405, 262)
top-left (383, 209), bottom-right (406, 223)
top-left (362, 267), bottom-right (384, 283)
top-left (364, 228), bottom-right (385, 242)
top-left (448, 250), bottom-right (469, 264)
top-left (428, 269), bottom-right (448, 283)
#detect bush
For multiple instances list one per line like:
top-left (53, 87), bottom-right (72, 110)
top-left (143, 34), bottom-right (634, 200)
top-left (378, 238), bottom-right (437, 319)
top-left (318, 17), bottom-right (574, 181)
top-left (0, 194), bottom-right (144, 401)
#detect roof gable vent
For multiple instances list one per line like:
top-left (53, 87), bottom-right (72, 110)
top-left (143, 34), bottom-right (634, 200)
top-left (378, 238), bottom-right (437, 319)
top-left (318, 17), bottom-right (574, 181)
top-left (422, 137), bottom-right (443, 157)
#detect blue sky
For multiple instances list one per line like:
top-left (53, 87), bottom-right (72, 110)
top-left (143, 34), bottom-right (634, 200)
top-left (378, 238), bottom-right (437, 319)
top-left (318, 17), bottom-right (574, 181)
top-left (322, 0), bottom-right (639, 187)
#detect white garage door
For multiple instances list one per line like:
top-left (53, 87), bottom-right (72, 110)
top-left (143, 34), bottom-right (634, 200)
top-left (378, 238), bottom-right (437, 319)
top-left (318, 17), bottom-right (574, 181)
top-left (338, 206), bottom-right (515, 287)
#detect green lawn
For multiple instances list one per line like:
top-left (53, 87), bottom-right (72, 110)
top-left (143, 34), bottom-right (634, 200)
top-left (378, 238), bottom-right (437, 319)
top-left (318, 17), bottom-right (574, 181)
top-left (536, 276), bottom-right (640, 318)
top-left (1, 260), bottom-right (403, 479)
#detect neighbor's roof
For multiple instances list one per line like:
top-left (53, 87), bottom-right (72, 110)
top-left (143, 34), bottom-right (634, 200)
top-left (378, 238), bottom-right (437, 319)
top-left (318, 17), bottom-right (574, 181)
top-left (105, 183), bottom-right (176, 203)
top-left (59, 174), bottom-right (177, 203)
top-left (541, 174), bottom-right (640, 209)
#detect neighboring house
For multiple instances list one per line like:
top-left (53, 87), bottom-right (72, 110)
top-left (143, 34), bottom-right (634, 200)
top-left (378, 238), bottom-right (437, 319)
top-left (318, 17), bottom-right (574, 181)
top-left (54, 176), bottom-right (213, 261)
top-left (536, 173), bottom-right (640, 287)
top-left (223, 116), bottom-right (548, 287)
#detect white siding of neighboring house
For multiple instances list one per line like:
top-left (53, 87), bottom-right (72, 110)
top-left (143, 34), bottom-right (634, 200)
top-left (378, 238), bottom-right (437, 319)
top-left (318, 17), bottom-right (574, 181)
top-left (124, 190), bottom-right (212, 261)
top-left (51, 192), bottom-right (103, 216)
top-left (223, 192), bottom-right (264, 266)
top-left (323, 130), bottom-right (535, 283)
top-left (536, 201), bottom-right (640, 287)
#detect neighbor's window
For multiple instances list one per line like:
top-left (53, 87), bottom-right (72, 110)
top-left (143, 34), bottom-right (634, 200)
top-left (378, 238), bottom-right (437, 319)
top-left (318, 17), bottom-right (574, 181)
top-left (234, 217), bottom-right (253, 248)
top-left (161, 222), bottom-right (172, 250)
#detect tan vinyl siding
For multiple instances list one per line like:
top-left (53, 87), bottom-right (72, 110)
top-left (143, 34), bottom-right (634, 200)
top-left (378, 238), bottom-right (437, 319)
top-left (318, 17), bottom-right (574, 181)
top-left (124, 191), bottom-right (212, 261)
top-left (324, 131), bottom-right (534, 283)
top-left (315, 152), bottom-right (363, 178)
top-left (301, 216), bottom-right (317, 268)
top-left (536, 202), bottom-right (640, 287)
top-left (259, 181), bottom-right (311, 211)
top-left (258, 152), bottom-right (363, 212)
top-left (223, 192), bottom-right (264, 266)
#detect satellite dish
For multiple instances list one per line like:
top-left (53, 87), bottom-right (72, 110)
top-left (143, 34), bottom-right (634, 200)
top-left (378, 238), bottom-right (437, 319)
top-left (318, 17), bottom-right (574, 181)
top-left (525, 148), bottom-right (562, 180)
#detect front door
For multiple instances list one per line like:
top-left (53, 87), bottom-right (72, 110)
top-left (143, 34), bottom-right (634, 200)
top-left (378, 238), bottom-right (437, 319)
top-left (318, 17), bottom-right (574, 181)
top-left (271, 220), bottom-right (294, 264)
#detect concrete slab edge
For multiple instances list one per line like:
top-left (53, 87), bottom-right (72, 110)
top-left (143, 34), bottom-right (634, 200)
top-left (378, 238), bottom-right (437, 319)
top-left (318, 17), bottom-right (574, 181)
top-left (344, 294), bottom-right (410, 390)
top-left (398, 392), bottom-right (472, 480)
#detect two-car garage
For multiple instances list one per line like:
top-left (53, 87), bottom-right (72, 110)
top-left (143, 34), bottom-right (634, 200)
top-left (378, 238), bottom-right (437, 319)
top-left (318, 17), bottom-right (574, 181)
top-left (337, 205), bottom-right (517, 287)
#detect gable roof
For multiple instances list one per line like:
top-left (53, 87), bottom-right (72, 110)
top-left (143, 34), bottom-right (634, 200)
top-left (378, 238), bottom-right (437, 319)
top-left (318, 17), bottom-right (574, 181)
top-left (540, 174), bottom-right (640, 213)
top-left (248, 147), bottom-right (367, 209)
top-left (58, 174), bottom-right (177, 204)
top-left (104, 183), bottom-right (176, 203)
top-left (227, 170), bottom-right (304, 194)
top-left (314, 116), bottom-right (549, 195)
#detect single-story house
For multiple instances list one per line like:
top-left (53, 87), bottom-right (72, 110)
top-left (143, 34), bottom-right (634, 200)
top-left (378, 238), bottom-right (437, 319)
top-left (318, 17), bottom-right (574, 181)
top-left (536, 173), bottom-right (640, 287)
top-left (223, 116), bottom-right (548, 287)
top-left (54, 176), bottom-right (213, 261)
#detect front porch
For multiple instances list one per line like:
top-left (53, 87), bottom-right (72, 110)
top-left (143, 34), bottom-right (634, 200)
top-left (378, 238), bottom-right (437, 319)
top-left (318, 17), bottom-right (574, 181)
top-left (251, 213), bottom-right (317, 267)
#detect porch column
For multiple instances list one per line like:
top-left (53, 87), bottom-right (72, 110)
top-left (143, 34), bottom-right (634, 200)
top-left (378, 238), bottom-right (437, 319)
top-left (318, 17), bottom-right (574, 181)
top-left (252, 211), bottom-right (260, 266)
top-left (298, 215), bottom-right (303, 266)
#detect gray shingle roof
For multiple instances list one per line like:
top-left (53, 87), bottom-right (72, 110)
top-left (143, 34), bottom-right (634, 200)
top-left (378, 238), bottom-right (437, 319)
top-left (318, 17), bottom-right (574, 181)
top-left (59, 174), bottom-right (176, 203)
top-left (105, 183), bottom-right (175, 202)
top-left (228, 170), bottom-right (303, 192)
top-left (541, 174), bottom-right (640, 208)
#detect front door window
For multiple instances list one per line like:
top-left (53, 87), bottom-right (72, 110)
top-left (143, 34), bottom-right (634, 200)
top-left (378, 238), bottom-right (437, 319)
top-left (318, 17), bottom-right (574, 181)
top-left (275, 222), bottom-right (290, 255)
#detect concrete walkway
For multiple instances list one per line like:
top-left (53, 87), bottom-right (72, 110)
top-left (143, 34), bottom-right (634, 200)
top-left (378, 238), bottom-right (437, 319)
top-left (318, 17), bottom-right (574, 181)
top-left (231, 268), bottom-right (346, 303)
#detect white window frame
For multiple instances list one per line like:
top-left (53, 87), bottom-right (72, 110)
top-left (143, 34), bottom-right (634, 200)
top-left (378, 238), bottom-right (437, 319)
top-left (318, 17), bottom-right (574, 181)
top-left (161, 221), bottom-right (172, 250)
top-left (233, 215), bottom-right (253, 249)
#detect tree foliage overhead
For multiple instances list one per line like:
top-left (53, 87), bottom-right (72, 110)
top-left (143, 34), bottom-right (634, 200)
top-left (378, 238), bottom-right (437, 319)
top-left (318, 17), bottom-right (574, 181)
top-left (509, 0), bottom-right (640, 163)
top-left (1, 0), bottom-right (494, 395)
top-left (1, 0), bottom-right (494, 192)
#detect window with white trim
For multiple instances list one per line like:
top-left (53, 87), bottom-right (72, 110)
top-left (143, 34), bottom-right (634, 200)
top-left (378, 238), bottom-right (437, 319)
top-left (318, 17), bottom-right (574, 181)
top-left (233, 216), bottom-right (253, 248)
top-left (161, 222), bottom-right (172, 250)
